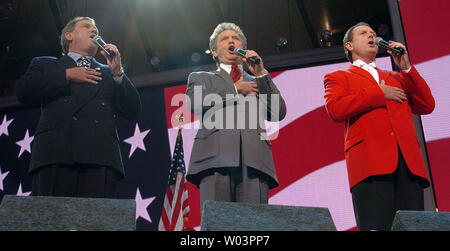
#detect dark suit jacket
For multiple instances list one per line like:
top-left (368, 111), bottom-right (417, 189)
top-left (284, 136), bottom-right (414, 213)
top-left (185, 67), bottom-right (287, 189)
top-left (16, 55), bottom-right (141, 175)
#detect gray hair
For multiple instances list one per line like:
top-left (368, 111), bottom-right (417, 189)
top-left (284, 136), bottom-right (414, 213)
top-left (209, 22), bottom-right (247, 64)
top-left (343, 22), bottom-right (371, 63)
top-left (60, 17), bottom-right (96, 55)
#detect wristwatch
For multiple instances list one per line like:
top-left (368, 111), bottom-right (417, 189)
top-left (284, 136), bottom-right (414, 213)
top-left (113, 66), bottom-right (124, 77)
top-left (256, 69), bottom-right (269, 78)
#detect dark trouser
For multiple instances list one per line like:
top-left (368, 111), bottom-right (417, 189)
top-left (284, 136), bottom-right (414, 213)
top-left (31, 164), bottom-right (122, 199)
top-left (351, 147), bottom-right (426, 231)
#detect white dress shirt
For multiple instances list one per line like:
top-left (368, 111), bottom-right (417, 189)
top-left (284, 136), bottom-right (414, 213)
top-left (353, 59), bottom-right (412, 84)
top-left (353, 59), bottom-right (380, 84)
top-left (219, 63), bottom-right (243, 94)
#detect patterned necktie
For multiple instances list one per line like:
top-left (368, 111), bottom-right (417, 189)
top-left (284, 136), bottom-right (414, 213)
top-left (77, 56), bottom-right (91, 68)
top-left (230, 63), bottom-right (242, 83)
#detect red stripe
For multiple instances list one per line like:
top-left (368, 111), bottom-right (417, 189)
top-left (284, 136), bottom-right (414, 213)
top-left (269, 106), bottom-right (344, 196)
top-left (169, 175), bottom-right (186, 230)
top-left (426, 138), bottom-right (450, 211)
top-left (166, 185), bottom-right (173, 203)
top-left (269, 70), bottom-right (284, 79)
top-left (160, 188), bottom-right (172, 230)
top-left (399, 0), bottom-right (450, 65)
top-left (185, 182), bottom-right (201, 228)
top-left (160, 208), bottom-right (170, 230)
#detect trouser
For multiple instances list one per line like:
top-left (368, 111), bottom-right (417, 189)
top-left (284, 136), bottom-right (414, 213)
top-left (198, 136), bottom-right (270, 210)
top-left (31, 163), bottom-right (122, 199)
top-left (351, 147), bottom-right (426, 231)
top-left (199, 166), bottom-right (270, 208)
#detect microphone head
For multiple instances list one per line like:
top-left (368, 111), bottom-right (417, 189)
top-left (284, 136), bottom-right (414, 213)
top-left (92, 35), bottom-right (115, 58)
top-left (92, 35), bottom-right (106, 47)
top-left (374, 37), bottom-right (388, 46)
top-left (233, 47), bottom-right (246, 57)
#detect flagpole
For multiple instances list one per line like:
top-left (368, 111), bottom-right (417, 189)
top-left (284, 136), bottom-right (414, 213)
top-left (175, 115), bottom-right (184, 139)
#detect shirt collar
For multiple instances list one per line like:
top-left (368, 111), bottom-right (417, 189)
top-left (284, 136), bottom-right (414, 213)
top-left (353, 59), bottom-right (376, 69)
top-left (67, 52), bottom-right (93, 63)
top-left (219, 63), bottom-right (243, 74)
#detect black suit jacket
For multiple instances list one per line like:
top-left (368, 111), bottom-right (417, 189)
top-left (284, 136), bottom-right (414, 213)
top-left (16, 55), bottom-right (141, 175)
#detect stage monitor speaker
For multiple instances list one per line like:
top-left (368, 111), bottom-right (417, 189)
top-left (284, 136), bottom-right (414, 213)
top-left (201, 200), bottom-right (337, 231)
top-left (391, 210), bottom-right (450, 231)
top-left (0, 195), bottom-right (136, 231)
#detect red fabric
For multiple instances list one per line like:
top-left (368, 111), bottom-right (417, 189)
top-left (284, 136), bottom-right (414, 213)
top-left (324, 65), bottom-right (435, 188)
top-left (230, 63), bottom-right (242, 82)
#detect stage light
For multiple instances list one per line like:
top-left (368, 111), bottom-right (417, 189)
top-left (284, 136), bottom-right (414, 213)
top-left (150, 56), bottom-right (160, 66)
top-left (276, 36), bottom-right (288, 50)
top-left (321, 30), bottom-right (332, 43)
top-left (191, 52), bottom-right (201, 63)
top-left (378, 24), bottom-right (390, 37)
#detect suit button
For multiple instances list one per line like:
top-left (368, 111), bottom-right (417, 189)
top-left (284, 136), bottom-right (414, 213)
top-left (72, 116), bottom-right (78, 121)
top-left (390, 132), bottom-right (394, 136)
top-left (94, 120), bottom-right (99, 124)
top-left (101, 101), bottom-right (107, 107)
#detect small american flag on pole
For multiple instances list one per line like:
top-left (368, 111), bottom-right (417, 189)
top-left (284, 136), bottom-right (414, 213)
top-left (158, 116), bottom-right (192, 231)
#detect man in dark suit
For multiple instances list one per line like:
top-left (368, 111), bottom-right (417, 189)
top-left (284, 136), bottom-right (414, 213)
top-left (323, 22), bottom-right (434, 230)
top-left (16, 17), bottom-right (141, 198)
top-left (185, 22), bottom-right (286, 208)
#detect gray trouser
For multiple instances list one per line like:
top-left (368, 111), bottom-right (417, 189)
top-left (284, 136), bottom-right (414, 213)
top-left (199, 165), bottom-right (269, 209)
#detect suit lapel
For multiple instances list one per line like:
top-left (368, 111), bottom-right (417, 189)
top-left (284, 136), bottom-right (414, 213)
top-left (376, 67), bottom-right (392, 84)
top-left (72, 58), bottom-right (106, 115)
top-left (348, 65), bottom-right (378, 85)
top-left (58, 55), bottom-right (77, 69)
top-left (214, 68), bottom-right (236, 87)
top-left (90, 58), bottom-right (106, 88)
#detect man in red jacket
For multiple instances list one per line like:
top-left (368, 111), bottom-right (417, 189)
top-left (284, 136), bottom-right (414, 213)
top-left (323, 22), bottom-right (435, 231)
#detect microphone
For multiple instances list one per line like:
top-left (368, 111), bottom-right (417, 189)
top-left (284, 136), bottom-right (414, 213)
top-left (233, 46), bottom-right (260, 64)
top-left (92, 35), bottom-right (115, 58)
top-left (374, 37), bottom-right (405, 55)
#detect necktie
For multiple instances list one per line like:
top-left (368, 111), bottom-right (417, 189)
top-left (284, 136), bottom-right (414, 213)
top-left (230, 63), bottom-right (242, 83)
top-left (77, 56), bottom-right (91, 68)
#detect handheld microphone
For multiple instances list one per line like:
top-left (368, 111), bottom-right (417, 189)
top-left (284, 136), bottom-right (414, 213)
top-left (92, 35), bottom-right (115, 58)
top-left (233, 47), bottom-right (260, 64)
top-left (374, 37), bottom-right (405, 55)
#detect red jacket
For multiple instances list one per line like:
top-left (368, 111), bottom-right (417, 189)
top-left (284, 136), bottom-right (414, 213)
top-left (324, 65), bottom-right (435, 189)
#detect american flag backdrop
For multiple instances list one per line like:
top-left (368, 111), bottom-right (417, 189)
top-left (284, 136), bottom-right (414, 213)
top-left (158, 126), bottom-right (191, 231)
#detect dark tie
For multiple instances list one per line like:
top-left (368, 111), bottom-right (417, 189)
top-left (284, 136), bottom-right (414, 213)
top-left (77, 56), bottom-right (91, 68)
top-left (230, 63), bottom-right (242, 83)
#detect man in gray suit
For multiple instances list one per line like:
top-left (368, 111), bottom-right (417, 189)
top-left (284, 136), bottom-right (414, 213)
top-left (185, 22), bottom-right (286, 208)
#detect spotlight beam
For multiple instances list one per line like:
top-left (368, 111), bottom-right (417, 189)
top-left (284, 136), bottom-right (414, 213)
top-left (126, 1), bottom-right (158, 72)
top-left (295, 0), bottom-right (320, 48)
top-left (48, 0), bottom-right (64, 36)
